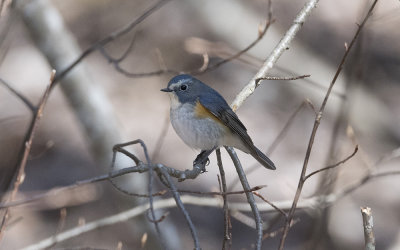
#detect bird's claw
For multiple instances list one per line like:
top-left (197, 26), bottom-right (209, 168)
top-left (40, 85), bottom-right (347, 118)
top-left (193, 155), bottom-right (209, 173)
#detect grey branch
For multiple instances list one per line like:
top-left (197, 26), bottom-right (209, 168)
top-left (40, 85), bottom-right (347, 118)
top-left (17, 195), bottom-right (314, 250)
top-left (231, 0), bottom-right (320, 111)
top-left (226, 146), bottom-right (263, 250)
top-left (361, 207), bottom-right (375, 250)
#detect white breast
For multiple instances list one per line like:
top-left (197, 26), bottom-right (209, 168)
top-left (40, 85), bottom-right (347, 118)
top-left (170, 102), bottom-right (226, 150)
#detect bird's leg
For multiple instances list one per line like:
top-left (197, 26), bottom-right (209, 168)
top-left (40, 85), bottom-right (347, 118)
top-left (193, 147), bottom-right (217, 172)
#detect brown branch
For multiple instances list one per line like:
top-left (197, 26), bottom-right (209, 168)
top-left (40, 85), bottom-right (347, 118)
top-left (253, 192), bottom-right (287, 219)
top-left (98, 45), bottom-right (177, 77)
top-left (0, 168), bottom-right (264, 209)
top-left (192, 1), bottom-right (274, 75)
top-left (0, 70), bottom-right (56, 241)
top-left (304, 145), bottom-right (358, 181)
top-left (96, 0), bottom-right (274, 77)
top-left (51, 0), bottom-right (171, 86)
top-left (262, 219), bottom-right (300, 240)
top-left (228, 99), bottom-right (315, 191)
top-left (216, 149), bottom-right (232, 250)
top-left (278, 1), bottom-right (378, 249)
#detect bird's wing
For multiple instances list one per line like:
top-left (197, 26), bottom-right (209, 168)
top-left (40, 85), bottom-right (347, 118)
top-left (198, 94), bottom-right (276, 170)
top-left (198, 95), bottom-right (254, 147)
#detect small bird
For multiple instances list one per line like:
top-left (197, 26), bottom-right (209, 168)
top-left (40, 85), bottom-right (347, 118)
top-left (161, 74), bottom-right (275, 170)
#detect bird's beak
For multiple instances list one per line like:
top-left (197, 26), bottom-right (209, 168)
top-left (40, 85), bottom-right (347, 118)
top-left (160, 87), bottom-right (173, 92)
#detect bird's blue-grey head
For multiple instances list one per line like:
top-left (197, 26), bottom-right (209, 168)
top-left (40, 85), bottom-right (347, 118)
top-left (161, 74), bottom-right (219, 105)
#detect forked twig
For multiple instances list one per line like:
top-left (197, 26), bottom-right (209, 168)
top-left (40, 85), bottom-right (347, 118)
top-left (0, 70), bottom-right (56, 240)
top-left (51, 0), bottom-right (171, 86)
top-left (231, 0), bottom-right (320, 111)
top-left (278, 1), bottom-right (378, 249)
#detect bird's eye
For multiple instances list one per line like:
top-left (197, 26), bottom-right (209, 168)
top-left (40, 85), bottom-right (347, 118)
top-left (180, 84), bottom-right (187, 91)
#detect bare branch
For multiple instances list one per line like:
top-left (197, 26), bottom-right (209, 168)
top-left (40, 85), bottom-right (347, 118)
top-left (253, 192), bottom-right (287, 219)
top-left (225, 146), bottom-right (263, 250)
top-left (216, 149), bottom-right (232, 249)
top-left (0, 70), bottom-right (56, 240)
top-left (138, 140), bottom-right (164, 246)
top-left (361, 207), bottom-right (375, 250)
top-left (228, 99), bottom-right (315, 191)
top-left (51, 0), bottom-right (172, 85)
top-left (0, 166), bottom-right (265, 209)
top-left (0, 77), bottom-right (35, 111)
top-left (231, 0), bottom-right (320, 111)
top-left (304, 145), bottom-right (358, 181)
top-left (255, 74), bottom-right (311, 84)
top-left (278, 1), bottom-right (379, 248)
top-left (157, 166), bottom-right (200, 250)
top-left (19, 169), bottom-right (400, 250)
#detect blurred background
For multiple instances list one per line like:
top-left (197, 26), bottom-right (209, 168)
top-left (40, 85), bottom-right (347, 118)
top-left (0, 0), bottom-right (399, 249)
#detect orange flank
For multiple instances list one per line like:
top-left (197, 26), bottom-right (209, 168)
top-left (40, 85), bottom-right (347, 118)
top-left (194, 100), bottom-right (226, 127)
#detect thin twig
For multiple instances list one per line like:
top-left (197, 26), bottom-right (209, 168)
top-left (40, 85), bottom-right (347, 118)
top-left (98, 46), bottom-right (177, 77)
top-left (193, 0), bottom-right (274, 74)
top-left (216, 149), bottom-right (232, 250)
top-left (228, 99), bottom-right (314, 191)
top-left (51, 0), bottom-right (171, 86)
top-left (157, 167), bottom-right (200, 250)
top-left (225, 146), bottom-right (262, 250)
top-left (0, 166), bottom-right (264, 209)
top-left (0, 77), bottom-right (35, 111)
top-left (304, 145), bottom-right (358, 181)
top-left (262, 219), bottom-right (300, 240)
top-left (278, 1), bottom-right (378, 249)
top-left (231, 0), bottom-right (320, 111)
top-left (253, 192), bottom-right (287, 219)
top-left (19, 167), bottom-right (400, 250)
top-left (255, 74), bottom-right (310, 84)
top-left (0, 70), bottom-right (56, 240)
top-left (136, 140), bottom-right (164, 247)
top-left (17, 195), bottom-right (280, 250)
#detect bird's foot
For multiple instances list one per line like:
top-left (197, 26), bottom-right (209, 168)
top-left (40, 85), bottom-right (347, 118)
top-left (193, 155), bottom-right (209, 173)
top-left (193, 150), bottom-right (212, 172)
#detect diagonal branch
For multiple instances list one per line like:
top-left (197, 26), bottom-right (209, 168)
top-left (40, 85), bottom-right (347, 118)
top-left (278, 1), bottom-right (379, 249)
top-left (51, 0), bottom-right (171, 86)
top-left (231, 0), bottom-right (320, 111)
top-left (0, 70), bottom-right (56, 241)
top-left (225, 146), bottom-right (263, 250)
top-left (0, 77), bottom-right (35, 111)
top-left (304, 145), bottom-right (358, 181)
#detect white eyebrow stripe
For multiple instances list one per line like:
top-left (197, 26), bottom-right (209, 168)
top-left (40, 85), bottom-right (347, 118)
top-left (169, 82), bottom-right (182, 89)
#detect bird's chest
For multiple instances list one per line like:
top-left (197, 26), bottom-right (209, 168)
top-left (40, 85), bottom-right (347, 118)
top-left (170, 103), bottom-right (225, 150)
